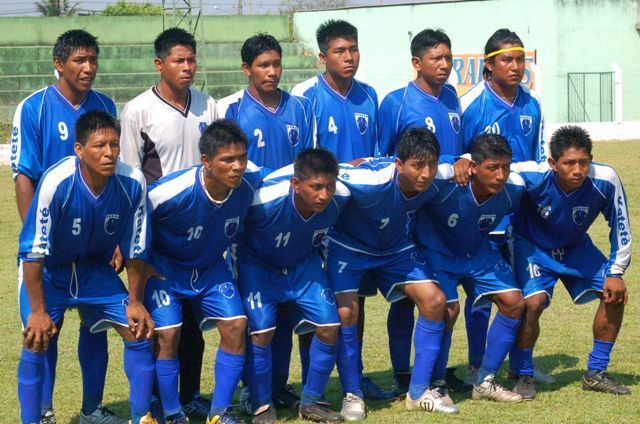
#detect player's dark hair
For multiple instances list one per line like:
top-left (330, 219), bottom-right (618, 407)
top-left (294, 149), bottom-right (339, 181)
top-left (410, 29), bottom-right (451, 58)
top-left (396, 127), bottom-right (440, 162)
top-left (316, 19), bottom-right (358, 54)
top-left (53, 29), bottom-right (99, 63)
top-left (469, 133), bottom-right (512, 163)
top-left (75, 111), bottom-right (120, 146)
top-left (154, 27), bottom-right (196, 60)
top-left (550, 125), bottom-right (592, 160)
top-left (241, 32), bottom-right (282, 65)
top-left (199, 119), bottom-right (248, 157)
top-left (482, 28), bottom-right (524, 80)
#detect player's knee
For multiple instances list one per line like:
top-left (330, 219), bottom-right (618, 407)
top-left (251, 330), bottom-right (273, 348)
top-left (315, 325), bottom-right (339, 345)
top-left (501, 294), bottom-right (525, 319)
top-left (446, 301), bottom-right (460, 325)
top-left (525, 294), bottom-right (547, 317)
top-left (156, 328), bottom-right (181, 357)
top-left (220, 318), bottom-right (246, 341)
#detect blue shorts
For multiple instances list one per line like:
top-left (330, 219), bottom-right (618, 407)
top-left (511, 234), bottom-right (606, 306)
top-left (19, 260), bottom-right (129, 333)
top-left (145, 254), bottom-right (245, 331)
top-left (326, 241), bottom-right (437, 303)
top-left (420, 245), bottom-right (520, 307)
top-left (236, 254), bottom-right (340, 335)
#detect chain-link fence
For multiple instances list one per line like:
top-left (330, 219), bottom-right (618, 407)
top-left (567, 72), bottom-right (614, 122)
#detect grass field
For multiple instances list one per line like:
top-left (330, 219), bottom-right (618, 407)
top-left (1, 142), bottom-right (639, 423)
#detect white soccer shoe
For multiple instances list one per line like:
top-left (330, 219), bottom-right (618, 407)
top-left (405, 388), bottom-right (460, 414)
top-left (340, 392), bottom-right (366, 421)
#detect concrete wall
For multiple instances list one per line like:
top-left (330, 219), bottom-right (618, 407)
top-left (292, 0), bottom-right (640, 124)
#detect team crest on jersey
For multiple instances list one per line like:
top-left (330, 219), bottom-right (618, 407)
top-left (199, 122), bottom-right (208, 134)
top-left (321, 288), bottom-right (335, 305)
top-left (224, 216), bottom-right (240, 238)
top-left (494, 259), bottom-right (511, 275)
top-left (478, 214), bottom-right (497, 230)
top-left (448, 113), bottom-right (461, 134)
top-left (218, 282), bottom-right (236, 298)
top-left (572, 206), bottom-right (589, 225)
top-left (411, 251), bottom-right (426, 265)
top-left (287, 124), bottom-right (300, 147)
top-left (520, 115), bottom-right (533, 136)
top-left (354, 113), bottom-right (369, 135)
top-left (104, 214), bottom-right (120, 235)
top-left (312, 228), bottom-right (329, 247)
top-left (538, 205), bottom-right (552, 219)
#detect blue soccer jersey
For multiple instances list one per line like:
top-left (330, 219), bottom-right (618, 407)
top-left (378, 82), bottom-right (462, 157)
top-left (292, 74), bottom-right (378, 161)
top-left (216, 89), bottom-right (315, 169)
top-left (18, 156), bottom-right (149, 267)
top-left (329, 157), bottom-right (447, 256)
top-left (460, 81), bottom-right (545, 162)
top-left (414, 169), bottom-right (526, 257)
top-left (510, 161), bottom-right (631, 276)
top-left (11, 86), bottom-right (117, 183)
top-left (147, 162), bottom-right (262, 269)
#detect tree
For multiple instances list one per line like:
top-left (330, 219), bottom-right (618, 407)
top-left (279, 0), bottom-right (351, 14)
top-left (102, 1), bottom-right (163, 16)
top-left (36, 0), bottom-right (79, 16)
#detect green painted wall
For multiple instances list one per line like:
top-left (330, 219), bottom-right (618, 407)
top-left (292, 0), bottom-right (640, 122)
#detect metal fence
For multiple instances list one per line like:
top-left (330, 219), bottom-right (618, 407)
top-left (567, 72), bottom-right (614, 122)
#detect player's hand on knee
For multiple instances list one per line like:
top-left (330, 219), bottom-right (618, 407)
top-left (453, 157), bottom-right (474, 186)
top-left (24, 311), bottom-right (58, 353)
top-left (110, 246), bottom-right (125, 274)
top-left (126, 301), bottom-right (155, 340)
top-left (603, 276), bottom-right (627, 305)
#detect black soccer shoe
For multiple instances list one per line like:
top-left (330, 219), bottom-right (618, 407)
top-left (582, 371), bottom-right (631, 395)
top-left (272, 384), bottom-right (301, 409)
top-left (298, 403), bottom-right (344, 422)
top-left (446, 366), bottom-right (473, 393)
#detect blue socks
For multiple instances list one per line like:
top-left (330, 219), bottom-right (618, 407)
top-left (124, 340), bottom-right (155, 424)
top-left (432, 328), bottom-right (453, 382)
top-left (408, 317), bottom-right (444, 400)
top-left (211, 349), bottom-right (245, 417)
top-left (510, 346), bottom-right (534, 377)
top-left (156, 358), bottom-right (182, 417)
top-left (587, 338), bottom-right (615, 376)
top-left (41, 333), bottom-right (58, 415)
top-left (465, 297), bottom-right (491, 369)
top-left (476, 312), bottom-right (521, 384)
top-left (387, 302), bottom-right (415, 376)
top-left (78, 326), bottom-right (108, 415)
top-left (301, 336), bottom-right (338, 406)
top-left (271, 311), bottom-right (293, 392)
top-left (337, 325), bottom-right (362, 396)
top-left (18, 348), bottom-right (45, 424)
top-left (246, 343), bottom-right (272, 412)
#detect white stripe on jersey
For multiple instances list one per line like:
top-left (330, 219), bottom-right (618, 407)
top-left (11, 87), bottom-right (48, 178)
top-left (459, 82), bottom-right (485, 113)
top-left (149, 168), bottom-right (198, 212)
top-left (114, 161), bottom-right (146, 207)
top-left (215, 89), bottom-right (244, 119)
top-left (339, 162), bottom-right (395, 186)
top-left (291, 76), bottom-right (319, 97)
top-left (510, 160), bottom-right (549, 174)
top-left (264, 164), bottom-right (294, 181)
top-left (435, 163), bottom-right (455, 180)
top-left (589, 163), bottom-right (617, 201)
top-left (129, 178), bottom-right (149, 259)
top-left (252, 180), bottom-right (289, 206)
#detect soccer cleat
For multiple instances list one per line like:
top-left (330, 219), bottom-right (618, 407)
top-left (315, 394), bottom-right (331, 407)
top-left (405, 388), bottom-right (459, 414)
top-left (207, 409), bottom-right (245, 424)
top-left (80, 405), bottom-right (129, 424)
top-left (182, 395), bottom-right (211, 420)
top-left (465, 366), bottom-right (479, 386)
top-left (582, 371), bottom-right (631, 395)
top-left (238, 386), bottom-right (252, 415)
top-left (165, 412), bottom-right (189, 424)
top-left (360, 376), bottom-right (395, 401)
top-left (251, 406), bottom-right (277, 424)
top-left (340, 393), bottom-right (366, 421)
top-left (445, 367), bottom-right (473, 392)
top-left (432, 380), bottom-right (455, 407)
top-left (40, 410), bottom-right (57, 424)
top-left (299, 403), bottom-right (344, 422)
top-left (513, 375), bottom-right (536, 400)
top-left (130, 413), bottom-right (158, 424)
top-left (272, 384), bottom-right (301, 409)
top-left (392, 373), bottom-right (411, 398)
top-left (472, 376), bottom-right (523, 402)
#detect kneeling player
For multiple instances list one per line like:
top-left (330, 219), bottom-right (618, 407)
top-left (235, 149), bottom-right (346, 423)
top-left (414, 134), bottom-right (526, 403)
top-left (145, 120), bottom-right (260, 424)
top-left (17, 111), bottom-right (156, 424)
top-left (508, 126), bottom-right (631, 398)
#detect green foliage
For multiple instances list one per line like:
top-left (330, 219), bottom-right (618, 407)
top-left (102, 1), bottom-right (163, 16)
top-left (35, 0), bottom-right (79, 17)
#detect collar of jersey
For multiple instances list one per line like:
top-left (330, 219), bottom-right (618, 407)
top-left (50, 84), bottom-right (90, 111)
top-left (289, 185), bottom-right (317, 222)
top-left (319, 73), bottom-right (354, 101)
top-left (410, 80), bottom-right (441, 102)
top-left (244, 88), bottom-right (283, 114)
top-left (199, 166), bottom-right (234, 206)
top-left (77, 158), bottom-right (109, 201)
top-left (484, 80), bottom-right (520, 109)
top-left (152, 85), bottom-right (192, 117)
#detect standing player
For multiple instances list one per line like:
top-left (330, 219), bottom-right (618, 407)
top-left (144, 120), bottom-right (259, 424)
top-left (508, 126), bottom-right (631, 399)
top-left (458, 28), bottom-right (549, 386)
top-left (414, 134), bottom-right (526, 403)
top-left (236, 149), bottom-right (346, 423)
top-left (119, 28), bottom-right (216, 419)
top-left (17, 111), bottom-right (156, 424)
top-left (328, 128), bottom-right (459, 418)
top-left (10, 29), bottom-right (122, 424)
top-left (292, 19), bottom-right (378, 162)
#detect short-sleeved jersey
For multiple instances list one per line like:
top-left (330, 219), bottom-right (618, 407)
top-left (378, 82), bottom-right (462, 157)
top-left (18, 156), bottom-right (149, 267)
top-left (11, 86), bottom-right (117, 183)
top-left (510, 161), bottom-right (631, 276)
top-left (237, 169), bottom-right (350, 268)
top-left (414, 170), bottom-right (525, 257)
top-left (460, 81), bottom-right (545, 162)
top-left (329, 158), bottom-right (448, 256)
top-left (216, 89), bottom-right (315, 169)
top-left (119, 86), bottom-right (215, 183)
top-left (292, 74), bottom-right (378, 161)
top-left (147, 162), bottom-right (262, 269)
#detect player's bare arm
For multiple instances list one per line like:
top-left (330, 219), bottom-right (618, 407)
top-left (22, 259), bottom-right (58, 353)
top-left (14, 174), bottom-right (36, 224)
top-left (125, 258), bottom-right (155, 340)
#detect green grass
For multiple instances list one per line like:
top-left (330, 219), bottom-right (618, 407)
top-left (1, 142), bottom-right (640, 423)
